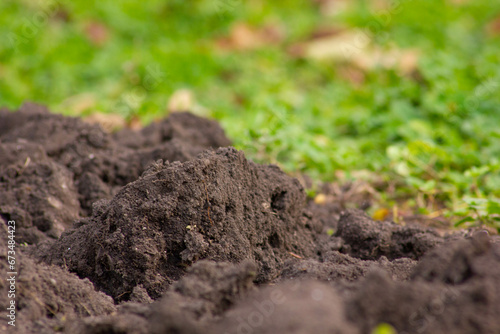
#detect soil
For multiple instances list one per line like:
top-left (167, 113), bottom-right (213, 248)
top-left (1, 103), bottom-right (499, 334)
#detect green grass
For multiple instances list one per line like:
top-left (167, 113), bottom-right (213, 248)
top-left (1, 0), bottom-right (500, 229)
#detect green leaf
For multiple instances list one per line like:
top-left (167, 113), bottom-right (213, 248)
top-left (463, 197), bottom-right (488, 208)
top-left (465, 166), bottom-right (490, 178)
top-left (387, 145), bottom-right (402, 160)
top-left (455, 216), bottom-right (475, 227)
top-left (420, 180), bottom-right (437, 193)
top-left (487, 200), bottom-right (500, 215)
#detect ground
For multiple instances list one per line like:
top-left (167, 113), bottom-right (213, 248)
top-left (1, 104), bottom-right (500, 334)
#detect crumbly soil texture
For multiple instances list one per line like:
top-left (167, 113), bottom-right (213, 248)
top-left (1, 103), bottom-right (499, 334)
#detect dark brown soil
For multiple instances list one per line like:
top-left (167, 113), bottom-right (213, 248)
top-left (0, 222), bottom-right (115, 333)
top-left (1, 103), bottom-right (499, 334)
top-left (0, 103), bottom-right (230, 243)
top-left (36, 147), bottom-right (318, 301)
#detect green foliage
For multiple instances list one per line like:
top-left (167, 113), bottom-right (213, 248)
top-left (1, 0), bottom-right (499, 228)
top-left (453, 197), bottom-right (500, 231)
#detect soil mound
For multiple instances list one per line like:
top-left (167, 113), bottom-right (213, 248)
top-left (37, 147), bottom-right (318, 301)
top-left (0, 103), bottom-right (231, 243)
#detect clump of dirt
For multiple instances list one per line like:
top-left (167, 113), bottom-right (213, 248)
top-left (347, 233), bottom-right (500, 334)
top-left (2, 103), bottom-right (500, 334)
top-left (113, 111), bottom-right (232, 150)
top-left (0, 220), bottom-right (115, 334)
top-left (0, 103), bottom-right (231, 243)
top-left (214, 280), bottom-right (359, 334)
top-left (335, 209), bottom-right (445, 260)
top-left (66, 260), bottom-right (257, 334)
top-left (37, 147), bottom-right (318, 301)
top-left (0, 103), bottom-right (113, 178)
top-left (279, 251), bottom-right (417, 283)
top-left (0, 142), bottom-right (80, 242)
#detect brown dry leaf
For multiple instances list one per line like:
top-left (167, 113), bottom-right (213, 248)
top-left (84, 112), bottom-right (125, 133)
top-left (60, 93), bottom-right (96, 115)
top-left (54, 8), bottom-right (71, 22)
top-left (353, 48), bottom-right (419, 75)
top-left (486, 15), bottom-right (500, 37)
top-left (370, 0), bottom-right (391, 12)
top-left (309, 26), bottom-right (344, 39)
top-left (216, 22), bottom-right (284, 51)
top-left (315, 177), bottom-right (379, 210)
top-left (168, 89), bottom-right (194, 112)
top-left (290, 29), bottom-right (371, 61)
top-left (313, 0), bottom-right (351, 17)
top-left (290, 29), bottom-right (419, 75)
top-left (167, 89), bottom-right (210, 116)
top-left (85, 21), bottom-right (109, 46)
top-left (337, 65), bottom-right (366, 85)
top-left (127, 115), bottom-right (143, 130)
top-left (368, 0), bottom-right (410, 14)
top-left (447, 0), bottom-right (470, 4)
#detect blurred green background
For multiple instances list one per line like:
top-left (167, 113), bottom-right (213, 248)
top-left (1, 0), bottom-right (500, 226)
